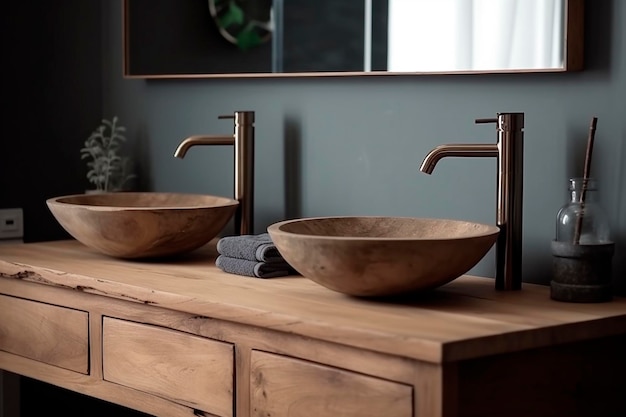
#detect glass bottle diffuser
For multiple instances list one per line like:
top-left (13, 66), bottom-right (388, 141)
top-left (555, 178), bottom-right (611, 244)
top-left (551, 178), bottom-right (615, 303)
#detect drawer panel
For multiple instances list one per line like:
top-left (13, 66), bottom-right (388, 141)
top-left (250, 350), bottom-right (413, 417)
top-left (0, 294), bottom-right (89, 374)
top-left (102, 317), bottom-right (234, 417)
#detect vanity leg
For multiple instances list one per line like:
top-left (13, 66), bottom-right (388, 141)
top-left (413, 361), bottom-right (459, 417)
top-left (0, 371), bottom-right (20, 417)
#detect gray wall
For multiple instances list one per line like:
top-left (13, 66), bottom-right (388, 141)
top-left (104, 1), bottom-right (625, 290)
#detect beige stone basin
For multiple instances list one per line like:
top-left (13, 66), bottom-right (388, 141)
top-left (268, 216), bottom-right (499, 296)
top-left (47, 192), bottom-right (238, 259)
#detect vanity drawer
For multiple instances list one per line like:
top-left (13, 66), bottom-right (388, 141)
top-left (250, 350), bottom-right (413, 417)
top-left (102, 317), bottom-right (234, 417)
top-left (0, 294), bottom-right (89, 374)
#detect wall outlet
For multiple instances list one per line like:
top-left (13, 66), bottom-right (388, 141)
top-left (0, 208), bottom-right (23, 240)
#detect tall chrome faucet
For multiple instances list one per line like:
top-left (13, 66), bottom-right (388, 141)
top-left (174, 111), bottom-right (255, 235)
top-left (419, 113), bottom-right (524, 290)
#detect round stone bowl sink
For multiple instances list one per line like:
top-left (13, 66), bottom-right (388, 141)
top-left (268, 216), bottom-right (499, 297)
top-left (47, 192), bottom-right (238, 259)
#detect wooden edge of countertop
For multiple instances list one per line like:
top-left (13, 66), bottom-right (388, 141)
top-left (1, 239), bottom-right (625, 364)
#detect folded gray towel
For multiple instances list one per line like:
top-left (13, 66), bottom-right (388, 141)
top-left (217, 233), bottom-right (283, 263)
top-left (215, 255), bottom-right (295, 278)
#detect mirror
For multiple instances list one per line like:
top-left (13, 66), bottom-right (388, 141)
top-left (123, 0), bottom-right (583, 78)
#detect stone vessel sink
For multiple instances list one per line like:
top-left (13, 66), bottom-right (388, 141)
top-left (268, 216), bottom-right (499, 296)
top-left (47, 192), bottom-right (238, 259)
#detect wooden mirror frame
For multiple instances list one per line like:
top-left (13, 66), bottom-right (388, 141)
top-left (122, 0), bottom-right (584, 79)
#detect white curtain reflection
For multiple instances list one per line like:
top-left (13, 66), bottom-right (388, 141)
top-left (388, 0), bottom-right (564, 71)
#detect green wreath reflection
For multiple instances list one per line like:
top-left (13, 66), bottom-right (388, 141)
top-left (208, 0), bottom-right (273, 51)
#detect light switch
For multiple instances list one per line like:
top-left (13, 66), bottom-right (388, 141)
top-left (0, 208), bottom-right (23, 240)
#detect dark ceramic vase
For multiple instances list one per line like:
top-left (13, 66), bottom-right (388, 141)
top-left (550, 240), bottom-right (615, 303)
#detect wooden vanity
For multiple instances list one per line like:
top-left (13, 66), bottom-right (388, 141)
top-left (1, 240), bottom-right (624, 417)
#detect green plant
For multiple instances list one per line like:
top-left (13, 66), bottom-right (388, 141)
top-left (81, 116), bottom-right (135, 192)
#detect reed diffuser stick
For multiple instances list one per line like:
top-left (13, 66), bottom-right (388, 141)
top-left (573, 116), bottom-right (598, 244)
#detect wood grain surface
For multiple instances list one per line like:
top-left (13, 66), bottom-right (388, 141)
top-left (102, 317), bottom-right (234, 417)
top-left (1, 239), bottom-right (625, 364)
top-left (0, 294), bottom-right (88, 373)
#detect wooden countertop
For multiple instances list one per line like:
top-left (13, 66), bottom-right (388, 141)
top-left (1, 239), bottom-right (625, 364)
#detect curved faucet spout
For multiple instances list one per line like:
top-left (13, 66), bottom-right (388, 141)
top-left (174, 135), bottom-right (235, 158)
top-left (173, 111), bottom-right (255, 236)
top-left (419, 112), bottom-right (524, 291)
top-left (419, 144), bottom-right (498, 174)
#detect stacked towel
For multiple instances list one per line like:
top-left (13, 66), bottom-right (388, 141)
top-left (217, 233), bottom-right (284, 263)
top-left (216, 233), bottom-right (296, 278)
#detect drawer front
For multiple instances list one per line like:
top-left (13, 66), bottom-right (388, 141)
top-left (0, 294), bottom-right (89, 374)
top-left (250, 350), bottom-right (413, 417)
top-left (102, 317), bottom-right (234, 417)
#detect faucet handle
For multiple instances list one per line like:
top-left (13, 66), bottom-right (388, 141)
top-left (476, 114), bottom-right (524, 131)
top-left (218, 111), bottom-right (255, 125)
top-left (475, 118), bottom-right (498, 124)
